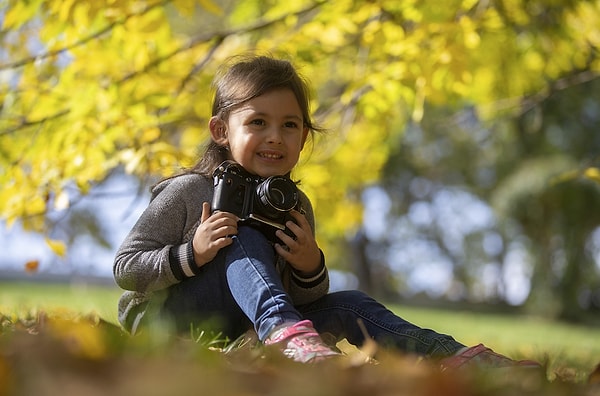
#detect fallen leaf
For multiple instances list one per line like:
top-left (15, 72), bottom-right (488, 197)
top-left (589, 362), bottom-right (600, 385)
top-left (24, 260), bottom-right (39, 273)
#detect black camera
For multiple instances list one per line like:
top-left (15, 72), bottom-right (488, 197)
top-left (212, 160), bottom-right (300, 242)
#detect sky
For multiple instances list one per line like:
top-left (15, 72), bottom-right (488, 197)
top-left (1, 172), bottom-right (147, 278)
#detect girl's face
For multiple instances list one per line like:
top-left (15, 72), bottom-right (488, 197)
top-left (210, 88), bottom-right (309, 178)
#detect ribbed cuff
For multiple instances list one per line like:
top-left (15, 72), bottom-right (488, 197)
top-left (169, 241), bottom-right (200, 281)
top-left (291, 250), bottom-right (327, 288)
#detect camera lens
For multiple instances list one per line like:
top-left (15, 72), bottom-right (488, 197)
top-left (256, 176), bottom-right (299, 216)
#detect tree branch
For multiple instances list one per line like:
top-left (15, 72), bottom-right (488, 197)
top-left (0, 0), bottom-right (170, 70)
top-left (477, 69), bottom-right (600, 117)
top-left (0, 2), bottom-right (326, 137)
top-left (0, 109), bottom-right (70, 137)
top-left (164, 37), bottom-right (224, 114)
top-left (118, 1), bottom-right (324, 82)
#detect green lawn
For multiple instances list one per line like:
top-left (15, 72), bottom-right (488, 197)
top-left (1, 281), bottom-right (598, 381)
top-left (387, 304), bottom-right (600, 379)
top-left (0, 281), bottom-right (122, 325)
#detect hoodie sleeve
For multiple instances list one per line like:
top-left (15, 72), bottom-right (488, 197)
top-left (113, 174), bottom-right (213, 293)
top-left (283, 190), bottom-right (330, 305)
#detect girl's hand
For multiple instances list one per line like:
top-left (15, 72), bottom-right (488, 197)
top-left (274, 210), bottom-right (322, 275)
top-left (192, 202), bottom-right (238, 267)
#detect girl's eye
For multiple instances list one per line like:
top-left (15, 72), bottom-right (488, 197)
top-left (250, 119), bottom-right (265, 126)
top-left (284, 121), bottom-right (299, 129)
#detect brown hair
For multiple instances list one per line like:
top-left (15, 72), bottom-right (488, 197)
top-left (189, 54), bottom-right (323, 177)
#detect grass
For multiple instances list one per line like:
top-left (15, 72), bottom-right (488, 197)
top-left (1, 281), bottom-right (599, 394)
top-left (386, 304), bottom-right (600, 380)
top-left (1, 282), bottom-right (599, 364)
top-left (0, 281), bottom-right (122, 325)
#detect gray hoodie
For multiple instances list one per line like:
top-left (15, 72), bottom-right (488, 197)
top-left (113, 173), bottom-right (329, 333)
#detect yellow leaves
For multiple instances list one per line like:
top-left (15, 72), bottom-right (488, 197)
top-left (180, 125), bottom-right (208, 162)
top-left (481, 7), bottom-right (505, 30)
top-left (67, 1), bottom-right (93, 32)
top-left (297, 115), bottom-right (390, 244)
top-left (459, 16), bottom-right (480, 49)
top-left (198, 0), bottom-right (224, 16)
top-left (524, 50), bottom-right (545, 73)
top-left (500, 0), bottom-right (531, 26)
top-left (124, 6), bottom-right (167, 33)
top-left (171, 0), bottom-right (196, 17)
top-left (141, 127), bottom-right (161, 143)
top-left (46, 315), bottom-right (109, 360)
top-left (379, 22), bottom-right (407, 56)
top-left (569, 1), bottom-right (600, 49)
top-left (45, 238), bottom-right (67, 258)
top-left (2, 310), bottom-right (112, 361)
top-left (119, 140), bottom-right (183, 177)
top-left (412, 76), bottom-right (426, 122)
top-left (120, 148), bottom-right (146, 175)
top-left (1, 0), bottom-right (599, 263)
top-left (584, 168), bottom-right (600, 184)
top-left (0, 169), bottom-right (48, 228)
top-left (303, 22), bottom-right (347, 49)
top-left (171, 0), bottom-right (224, 17)
top-left (400, 1), bottom-right (423, 23)
top-left (2, 0), bottom-right (43, 29)
top-left (55, 0), bottom-right (77, 22)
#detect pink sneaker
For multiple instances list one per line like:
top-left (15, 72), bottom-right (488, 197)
top-left (264, 320), bottom-right (340, 363)
top-left (440, 344), bottom-right (541, 371)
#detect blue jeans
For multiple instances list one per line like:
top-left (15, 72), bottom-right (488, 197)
top-left (162, 227), bottom-right (464, 358)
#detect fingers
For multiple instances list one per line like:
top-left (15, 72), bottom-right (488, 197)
top-left (275, 212), bottom-right (308, 251)
top-left (201, 203), bottom-right (238, 229)
top-left (282, 210), bottom-right (311, 241)
top-left (211, 233), bottom-right (235, 250)
top-left (193, 207), bottom-right (238, 265)
top-left (201, 202), bottom-right (211, 223)
top-left (274, 225), bottom-right (321, 273)
top-left (289, 209), bottom-right (309, 228)
top-left (273, 241), bottom-right (291, 260)
top-left (198, 204), bottom-right (239, 243)
top-left (209, 214), bottom-right (239, 239)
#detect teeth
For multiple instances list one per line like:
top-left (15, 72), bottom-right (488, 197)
top-left (260, 153), bottom-right (281, 159)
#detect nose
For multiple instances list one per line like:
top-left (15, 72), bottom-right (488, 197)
top-left (266, 126), bottom-right (283, 144)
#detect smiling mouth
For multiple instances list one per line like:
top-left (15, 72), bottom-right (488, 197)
top-left (258, 152), bottom-right (283, 159)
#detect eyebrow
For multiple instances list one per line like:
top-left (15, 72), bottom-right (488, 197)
top-left (249, 111), bottom-right (303, 122)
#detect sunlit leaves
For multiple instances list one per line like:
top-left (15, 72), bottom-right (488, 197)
top-left (1, 0), bottom-right (599, 262)
top-left (2, 0), bottom-right (44, 30)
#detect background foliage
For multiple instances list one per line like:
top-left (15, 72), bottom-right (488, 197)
top-left (2, 0), bottom-right (600, 316)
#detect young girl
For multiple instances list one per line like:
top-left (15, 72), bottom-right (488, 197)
top-left (113, 55), bottom-right (538, 368)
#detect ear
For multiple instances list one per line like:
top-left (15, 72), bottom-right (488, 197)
top-left (300, 126), bottom-right (309, 150)
top-left (209, 116), bottom-right (228, 145)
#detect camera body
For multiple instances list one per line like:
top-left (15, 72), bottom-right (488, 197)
top-left (212, 160), bottom-right (300, 242)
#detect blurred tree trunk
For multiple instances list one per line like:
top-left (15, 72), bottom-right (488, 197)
top-left (514, 178), bottom-right (600, 320)
top-left (350, 230), bottom-right (399, 300)
top-left (350, 230), bottom-right (374, 295)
